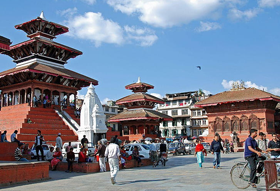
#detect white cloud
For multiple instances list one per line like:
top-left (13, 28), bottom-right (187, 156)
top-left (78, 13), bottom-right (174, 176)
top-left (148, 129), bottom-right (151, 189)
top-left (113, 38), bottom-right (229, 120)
top-left (65, 12), bottom-right (124, 47)
top-left (221, 80), bottom-right (280, 96)
top-left (150, 93), bottom-right (163, 99)
top-left (221, 80), bottom-right (268, 91)
top-left (82, 0), bottom-right (96, 5)
top-left (106, 0), bottom-right (224, 28)
top-left (202, 90), bottom-right (212, 95)
top-left (77, 91), bottom-right (85, 99)
top-left (196, 21), bottom-right (221, 32)
top-left (259, 0), bottom-right (280, 7)
top-left (61, 10), bottom-right (157, 47)
top-left (270, 88), bottom-right (280, 96)
top-left (124, 26), bottom-right (158, 46)
top-left (101, 98), bottom-right (111, 104)
top-left (228, 8), bottom-right (261, 20)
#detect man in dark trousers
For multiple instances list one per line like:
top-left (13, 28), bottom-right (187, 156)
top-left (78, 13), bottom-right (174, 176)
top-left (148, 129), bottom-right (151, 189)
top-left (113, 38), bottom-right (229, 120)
top-left (210, 134), bottom-right (224, 169)
top-left (244, 129), bottom-right (266, 188)
top-left (35, 130), bottom-right (45, 161)
top-left (81, 135), bottom-right (88, 147)
top-left (267, 133), bottom-right (280, 174)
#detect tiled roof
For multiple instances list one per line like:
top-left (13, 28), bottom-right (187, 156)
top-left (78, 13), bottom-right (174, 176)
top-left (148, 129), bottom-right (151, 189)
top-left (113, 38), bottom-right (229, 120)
top-left (116, 93), bottom-right (164, 104)
top-left (195, 88), bottom-right (280, 107)
top-left (0, 63), bottom-right (98, 84)
top-left (108, 108), bottom-right (172, 122)
top-left (125, 82), bottom-right (154, 90)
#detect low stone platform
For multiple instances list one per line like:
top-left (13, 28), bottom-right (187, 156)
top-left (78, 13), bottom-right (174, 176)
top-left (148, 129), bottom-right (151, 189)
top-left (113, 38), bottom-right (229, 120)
top-left (0, 161), bottom-right (50, 186)
top-left (55, 158), bottom-right (152, 173)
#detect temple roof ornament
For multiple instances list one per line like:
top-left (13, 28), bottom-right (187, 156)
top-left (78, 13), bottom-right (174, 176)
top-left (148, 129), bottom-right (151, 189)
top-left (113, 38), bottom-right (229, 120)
top-left (231, 80), bottom-right (246, 91)
top-left (39, 11), bottom-right (46, 20)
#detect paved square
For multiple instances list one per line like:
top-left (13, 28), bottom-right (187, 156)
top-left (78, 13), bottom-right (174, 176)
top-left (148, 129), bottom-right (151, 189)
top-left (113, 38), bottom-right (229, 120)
top-left (1, 152), bottom-right (266, 191)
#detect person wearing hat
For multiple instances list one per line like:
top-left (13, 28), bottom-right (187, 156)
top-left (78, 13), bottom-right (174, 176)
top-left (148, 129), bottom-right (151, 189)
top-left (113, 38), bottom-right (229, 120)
top-left (56, 133), bottom-right (63, 151)
top-left (15, 143), bottom-right (29, 162)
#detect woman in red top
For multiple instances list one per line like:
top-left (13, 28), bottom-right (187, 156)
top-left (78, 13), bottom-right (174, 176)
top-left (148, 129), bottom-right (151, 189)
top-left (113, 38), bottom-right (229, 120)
top-left (194, 139), bottom-right (207, 168)
top-left (78, 148), bottom-right (87, 163)
top-left (51, 147), bottom-right (63, 170)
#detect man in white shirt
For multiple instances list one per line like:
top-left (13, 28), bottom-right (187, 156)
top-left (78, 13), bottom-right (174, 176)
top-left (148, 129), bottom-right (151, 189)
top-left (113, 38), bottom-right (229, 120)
top-left (56, 133), bottom-right (63, 151)
top-left (35, 130), bottom-right (44, 161)
top-left (46, 147), bottom-right (54, 162)
top-left (105, 137), bottom-right (121, 184)
top-left (11, 130), bottom-right (19, 143)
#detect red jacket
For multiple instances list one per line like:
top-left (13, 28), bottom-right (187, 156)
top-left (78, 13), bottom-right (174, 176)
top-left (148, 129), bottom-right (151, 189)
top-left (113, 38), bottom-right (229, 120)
top-left (78, 151), bottom-right (87, 162)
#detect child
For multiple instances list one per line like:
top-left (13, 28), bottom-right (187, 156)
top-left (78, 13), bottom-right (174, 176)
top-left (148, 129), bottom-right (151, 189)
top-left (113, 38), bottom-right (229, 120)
top-left (66, 147), bottom-right (75, 173)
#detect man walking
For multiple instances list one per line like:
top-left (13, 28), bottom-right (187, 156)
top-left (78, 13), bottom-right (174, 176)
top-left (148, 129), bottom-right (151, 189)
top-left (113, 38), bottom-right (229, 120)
top-left (96, 141), bottom-right (106, 172)
top-left (210, 134), bottom-right (224, 169)
top-left (244, 129), bottom-right (266, 188)
top-left (105, 137), bottom-right (121, 184)
top-left (56, 133), bottom-right (63, 151)
top-left (35, 130), bottom-right (44, 161)
top-left (267, 133), bottom-right (280, 174)
top-left (149, 140), bottom-right (158, 166)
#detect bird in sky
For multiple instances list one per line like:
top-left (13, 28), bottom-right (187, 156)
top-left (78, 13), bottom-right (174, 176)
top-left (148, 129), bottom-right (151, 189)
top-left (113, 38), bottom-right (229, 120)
top-left (197, 66), bottom-right (201, 70)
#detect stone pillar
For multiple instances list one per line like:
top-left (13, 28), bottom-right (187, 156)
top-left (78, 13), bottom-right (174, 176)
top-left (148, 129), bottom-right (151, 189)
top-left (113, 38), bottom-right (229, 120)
top-left (0, 92), bottom-right (3, 108)
top-left (49, 90), bottom-right (53, 105)
top-left (74, 92), bottom-right (77, 108)
top-left (24, 89), bottom-right (27, 104)
top-left (18, 91), bottom-right (21, 105)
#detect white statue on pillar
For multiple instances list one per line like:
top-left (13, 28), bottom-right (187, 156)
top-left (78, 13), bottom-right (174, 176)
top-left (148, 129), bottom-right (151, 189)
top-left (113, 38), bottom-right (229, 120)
top-left (78, 83), bottom-right (108, 144)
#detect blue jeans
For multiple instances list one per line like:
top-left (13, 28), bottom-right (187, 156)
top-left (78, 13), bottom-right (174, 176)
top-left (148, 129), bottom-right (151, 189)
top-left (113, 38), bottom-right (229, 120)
top-left (213, 152), bottom-right (221, 167)
top-left (19, 158), bottom-right (29, 162)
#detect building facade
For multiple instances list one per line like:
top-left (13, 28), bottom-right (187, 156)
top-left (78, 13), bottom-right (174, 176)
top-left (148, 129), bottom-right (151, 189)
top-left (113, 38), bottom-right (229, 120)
top-left (102, 100), bottom-right (119, 132)
top-left (158, 91), bottom-right (208, 138)
top-left (195, 84), bottom-right (280, 143)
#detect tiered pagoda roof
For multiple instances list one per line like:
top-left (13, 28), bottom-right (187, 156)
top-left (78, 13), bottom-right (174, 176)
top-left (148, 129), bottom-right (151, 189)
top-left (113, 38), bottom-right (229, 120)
top-left (0, 12), bottom-right (98, 89)
top-left (195, 88), bottom-right (280, 108)
top-left (109, 78), bottom-right (172, 122)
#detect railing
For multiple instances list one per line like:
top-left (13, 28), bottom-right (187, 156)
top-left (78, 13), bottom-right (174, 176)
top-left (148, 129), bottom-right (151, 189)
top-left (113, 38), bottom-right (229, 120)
top-left (55, 109), bottom-right (79, 132)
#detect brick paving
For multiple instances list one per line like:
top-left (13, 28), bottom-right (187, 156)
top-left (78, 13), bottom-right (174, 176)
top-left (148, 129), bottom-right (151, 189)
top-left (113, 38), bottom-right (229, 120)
top-left (0, 152), bottom-right (266, 191)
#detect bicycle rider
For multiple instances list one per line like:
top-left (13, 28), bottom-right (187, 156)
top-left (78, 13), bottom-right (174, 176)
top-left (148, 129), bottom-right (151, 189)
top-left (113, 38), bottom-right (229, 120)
top-left (244, 129), bottom-right (266, 188)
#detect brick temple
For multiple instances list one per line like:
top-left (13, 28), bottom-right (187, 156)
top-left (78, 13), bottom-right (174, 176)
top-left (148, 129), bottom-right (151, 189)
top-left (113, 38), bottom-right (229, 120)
top-left (109, 78), bottom-right (172, 141)
top-left (0, 12), bottom-right (97, 145)
top-left (195, 84), bottom-right (280, 143)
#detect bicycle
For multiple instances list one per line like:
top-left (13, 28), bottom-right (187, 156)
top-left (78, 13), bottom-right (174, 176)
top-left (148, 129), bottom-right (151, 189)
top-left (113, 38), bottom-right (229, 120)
top-left (154, 152), bottom-right (168, 167)
top-left (230, 157), bottom-right (265, 189)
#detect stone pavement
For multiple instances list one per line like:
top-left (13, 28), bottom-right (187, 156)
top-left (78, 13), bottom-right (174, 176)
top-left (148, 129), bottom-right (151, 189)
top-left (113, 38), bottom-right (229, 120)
top-left (1, 152), bottom-right (266, 191)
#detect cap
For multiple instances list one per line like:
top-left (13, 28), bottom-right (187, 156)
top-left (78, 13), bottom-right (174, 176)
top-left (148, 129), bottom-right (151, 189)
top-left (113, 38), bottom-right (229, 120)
top-left (58, 133), bottom-right (61, 136)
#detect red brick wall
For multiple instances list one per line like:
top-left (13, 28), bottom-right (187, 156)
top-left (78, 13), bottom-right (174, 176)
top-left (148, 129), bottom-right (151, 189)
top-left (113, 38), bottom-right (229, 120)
top-left (0, 162), bottom-right (49, 185)
top-left (0, 142), bottom-right (18, 161)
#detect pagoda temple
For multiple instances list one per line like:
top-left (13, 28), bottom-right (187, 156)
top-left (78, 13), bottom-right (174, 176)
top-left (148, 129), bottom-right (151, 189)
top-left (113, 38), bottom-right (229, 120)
top-left (0, 12), bottom-right (98, 145)
top-left (195, 83), bottom-right (280, 144)
top-left (108, 78), bottom-right (172, 141)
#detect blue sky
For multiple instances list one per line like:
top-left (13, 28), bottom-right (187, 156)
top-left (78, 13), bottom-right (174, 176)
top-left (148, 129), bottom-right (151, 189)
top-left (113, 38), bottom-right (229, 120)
top-left (0, 0), bottom-right (280, 102)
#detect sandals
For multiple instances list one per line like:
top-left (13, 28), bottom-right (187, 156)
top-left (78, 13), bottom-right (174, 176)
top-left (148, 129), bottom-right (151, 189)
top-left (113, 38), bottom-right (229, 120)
top-left (250, 183), bottom-right (257, 188)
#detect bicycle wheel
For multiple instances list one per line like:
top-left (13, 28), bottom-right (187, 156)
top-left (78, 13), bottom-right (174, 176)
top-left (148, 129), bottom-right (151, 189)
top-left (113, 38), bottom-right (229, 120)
top-left (230, 163), bottom-right (250, 189)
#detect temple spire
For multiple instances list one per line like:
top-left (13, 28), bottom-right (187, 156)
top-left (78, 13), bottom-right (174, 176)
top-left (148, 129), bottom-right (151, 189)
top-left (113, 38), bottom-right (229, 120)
top-left (39, 11), bottom-right (46, 20)
top-left (137, 77), bottom-right (141, 83)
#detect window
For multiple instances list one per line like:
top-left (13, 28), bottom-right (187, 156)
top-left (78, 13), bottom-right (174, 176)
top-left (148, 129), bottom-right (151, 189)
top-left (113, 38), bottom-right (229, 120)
top-left (192, 111), bottom-right (197, 116)
top-left (202, 119), bottom-right (207, 125)
top-left (105, 107), bottom-right (109, 112)
top-left (163, 121), bottom-right (168, 127)
top-left (182, 118), bottom-right (186, 125)
top-left (172, 120), bottom-right (177, 126)
top-left (193, 129), bottom-right (197, 136)
top-left (112, 124), bottom-right (116, 131)
top-left (197, 120), bottom-right (201, 125)
top-left (162, 110), bottom-right (168, 115)
top-left (111, 108), bottom-right (115, 113)
top-left (172, 101), bottom-right (177, 106)
top-left (166, 101), bottom-right (170, 106)
top-left (202, 110), bottom-right (206, 115)
top-left (268, 122), bottom-right (274, 129)
top-left (182, 109), bottom-right (188, 115)
top-left (172, 110), bottom-right (178, 116)
top-left (197, 111), bottom-right (202, 116)
top-left (198, 129), bottom-right (202, 135)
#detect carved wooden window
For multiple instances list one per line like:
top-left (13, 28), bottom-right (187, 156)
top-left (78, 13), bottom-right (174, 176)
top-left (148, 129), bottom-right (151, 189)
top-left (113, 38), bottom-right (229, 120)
top-left (251, 120), bottom-right (258, 129)
top-left (233, 121), bottom-right (239, 131)
top-left (224, 122), bottom-right (230, 132)
top-left (241, 121), bottom-right (249, 131)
